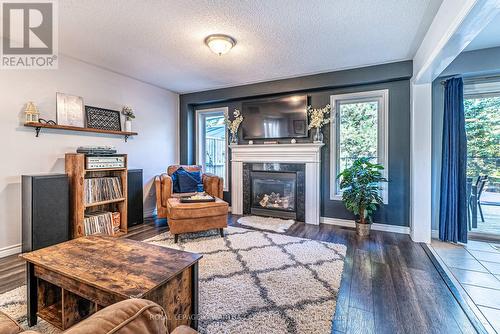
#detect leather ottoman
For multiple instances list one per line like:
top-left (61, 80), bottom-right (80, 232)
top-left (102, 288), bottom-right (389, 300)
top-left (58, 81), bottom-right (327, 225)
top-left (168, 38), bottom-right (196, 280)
top-left (167, 197), bottom-right (229, 243)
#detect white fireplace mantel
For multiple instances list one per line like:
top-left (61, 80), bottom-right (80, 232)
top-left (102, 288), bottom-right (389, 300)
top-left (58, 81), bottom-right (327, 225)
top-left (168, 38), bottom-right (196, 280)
top-left (229, 143), bottom-right (324, 225)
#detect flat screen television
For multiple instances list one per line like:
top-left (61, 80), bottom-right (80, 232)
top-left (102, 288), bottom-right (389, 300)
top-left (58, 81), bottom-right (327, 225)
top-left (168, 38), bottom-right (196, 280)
top-left (241, 95), bottom-right (308, 140)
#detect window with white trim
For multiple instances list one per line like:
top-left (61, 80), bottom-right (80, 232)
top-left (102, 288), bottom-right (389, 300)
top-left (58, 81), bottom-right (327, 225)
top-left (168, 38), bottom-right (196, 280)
top-left (330, 90), bottom-right (388, 203)
top-left (195, 107), bottom-right (228, 191)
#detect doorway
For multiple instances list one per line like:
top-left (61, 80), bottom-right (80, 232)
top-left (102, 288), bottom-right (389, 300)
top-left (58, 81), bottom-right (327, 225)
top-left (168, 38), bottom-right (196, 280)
top-left (464, 80), bottom-right (500, 240)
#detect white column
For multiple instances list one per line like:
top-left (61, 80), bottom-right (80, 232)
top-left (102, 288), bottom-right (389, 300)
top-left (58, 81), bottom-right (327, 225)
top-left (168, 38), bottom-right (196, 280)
top-left (305, 162), bottom-right (321, 225)
top-left (231, 161), bottom-right (243, 214)
top-left (410, 82), bottom-right (432, 243)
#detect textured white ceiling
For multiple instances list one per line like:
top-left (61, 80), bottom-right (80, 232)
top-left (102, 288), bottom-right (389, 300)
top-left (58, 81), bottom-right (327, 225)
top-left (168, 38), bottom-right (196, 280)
top-left (59, 0), bottom-right (443, 93)
top-left (465, 13), bottom-right (500, 51)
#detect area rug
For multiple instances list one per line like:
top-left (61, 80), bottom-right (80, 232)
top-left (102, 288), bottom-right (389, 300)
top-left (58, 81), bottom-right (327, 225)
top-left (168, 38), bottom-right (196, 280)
top-left (0, 227), bottom-right (346, 334)
top-left (237, 215), bottom-right (295, 233)
top-left (0, 286), bottom-right (59, 333)
top-left (146, 226), bottom-right (346, 333)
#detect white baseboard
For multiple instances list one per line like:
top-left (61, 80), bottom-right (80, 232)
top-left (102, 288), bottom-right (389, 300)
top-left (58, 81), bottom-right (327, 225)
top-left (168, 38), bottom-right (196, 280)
top-left (0, 244), bottom-right (22, 258)
top-left (320, 217), bottom-right (354, 228)
top-left (144, 207), bottom-right (155, 218)
top-left (431, 229), bottom-right (439, 239)
top-left (320, 217), bottom-right (410, 235)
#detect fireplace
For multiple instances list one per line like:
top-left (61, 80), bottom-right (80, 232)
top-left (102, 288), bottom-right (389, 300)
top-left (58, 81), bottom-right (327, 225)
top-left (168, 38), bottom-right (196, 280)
top-left (243, 163), bottom-right (305, 221)
top-left (231, 143), bottom-right (323, 225)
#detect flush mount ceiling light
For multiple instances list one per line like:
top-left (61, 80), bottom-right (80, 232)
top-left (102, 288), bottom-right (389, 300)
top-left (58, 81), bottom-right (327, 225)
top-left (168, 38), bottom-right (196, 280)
top-left (205, 34), bottom-right (236, 56)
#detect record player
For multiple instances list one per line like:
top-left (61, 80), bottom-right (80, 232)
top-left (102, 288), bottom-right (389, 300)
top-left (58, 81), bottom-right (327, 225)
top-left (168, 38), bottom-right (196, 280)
top-left (76, 146), bottom-right (117, 156)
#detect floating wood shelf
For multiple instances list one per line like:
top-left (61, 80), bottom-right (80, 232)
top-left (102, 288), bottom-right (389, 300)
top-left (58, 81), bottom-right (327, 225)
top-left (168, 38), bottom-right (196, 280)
top-left (84, 197), bottom-right (126, 208)
top-left (24, 122), bottom-right (138, 142)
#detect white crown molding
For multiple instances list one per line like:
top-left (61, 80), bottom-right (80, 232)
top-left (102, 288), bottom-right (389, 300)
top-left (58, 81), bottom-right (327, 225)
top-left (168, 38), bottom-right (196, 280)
top-left (321, 217), bottom-right (410, 235)
top-left (0, 244), bottom-right (22, 258)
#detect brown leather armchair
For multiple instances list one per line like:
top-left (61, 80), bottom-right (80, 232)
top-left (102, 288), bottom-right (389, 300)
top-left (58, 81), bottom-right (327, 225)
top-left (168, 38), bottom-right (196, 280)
top-left (155, 165), bottom-right (223, 219)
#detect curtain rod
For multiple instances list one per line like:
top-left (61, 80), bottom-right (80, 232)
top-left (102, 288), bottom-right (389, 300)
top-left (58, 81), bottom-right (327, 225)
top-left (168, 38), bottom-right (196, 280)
top-left (441, 74), bottom-right (500, 85)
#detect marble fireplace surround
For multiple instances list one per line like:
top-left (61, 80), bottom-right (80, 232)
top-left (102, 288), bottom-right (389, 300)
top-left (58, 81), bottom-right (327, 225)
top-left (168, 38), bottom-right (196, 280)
top-left (229, 143), bottom-right (324, 225)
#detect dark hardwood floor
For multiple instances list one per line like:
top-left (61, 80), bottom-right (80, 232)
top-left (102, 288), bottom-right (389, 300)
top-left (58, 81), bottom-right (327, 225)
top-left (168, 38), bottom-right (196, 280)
top-left (271, 220), bottom-right (478, 334)
top-left (0, 215), bottom-right (478, 333)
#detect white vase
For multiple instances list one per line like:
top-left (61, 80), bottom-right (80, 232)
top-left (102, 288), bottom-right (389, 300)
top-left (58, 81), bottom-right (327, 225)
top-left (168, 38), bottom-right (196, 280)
top-left (125, 120), bottom-right (132, 132)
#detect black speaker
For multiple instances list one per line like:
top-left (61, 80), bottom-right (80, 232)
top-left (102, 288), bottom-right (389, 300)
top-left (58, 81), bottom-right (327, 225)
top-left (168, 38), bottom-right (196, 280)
top-left (22, 173), bottom-right (69, 326)
top-left (22, 174), bottom-right (69, 252)
top-left (127, 169), bottom-right (144, 227)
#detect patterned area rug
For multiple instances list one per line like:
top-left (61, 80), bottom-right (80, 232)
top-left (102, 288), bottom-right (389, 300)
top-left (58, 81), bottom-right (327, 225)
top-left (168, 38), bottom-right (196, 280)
top-left (146, 226), bottom-right (346, 333)
top-left (237, 215), bottom-right (295, 233)
top-left (0, 227), bottom-right (346, 334)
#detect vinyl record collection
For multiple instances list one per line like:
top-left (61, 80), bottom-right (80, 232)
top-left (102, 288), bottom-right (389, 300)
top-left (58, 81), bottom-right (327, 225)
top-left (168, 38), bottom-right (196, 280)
top-left (84, 177), bottom-right (123, 204)
top-left (83, 211), bottom-right (121, 236)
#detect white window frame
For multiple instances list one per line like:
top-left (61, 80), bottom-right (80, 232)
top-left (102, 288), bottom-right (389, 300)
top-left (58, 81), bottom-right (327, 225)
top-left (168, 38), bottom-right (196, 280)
top-left (195, 107), bottom-right (229, 191)
top-left (329, 89), bottom-right (389, 203)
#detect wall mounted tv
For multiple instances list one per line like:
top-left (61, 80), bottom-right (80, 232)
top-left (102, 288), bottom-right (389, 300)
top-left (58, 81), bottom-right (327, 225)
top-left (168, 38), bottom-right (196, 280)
top-left (241, 95), bottom-right (308, 140)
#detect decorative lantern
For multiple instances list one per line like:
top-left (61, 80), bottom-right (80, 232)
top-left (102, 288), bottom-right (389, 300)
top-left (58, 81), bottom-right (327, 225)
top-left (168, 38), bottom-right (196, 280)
top-left (24, 102), bottom-right (40, 123)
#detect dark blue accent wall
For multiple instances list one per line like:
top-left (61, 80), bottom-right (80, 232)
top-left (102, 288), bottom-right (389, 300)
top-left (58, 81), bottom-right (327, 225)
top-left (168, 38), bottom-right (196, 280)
top-left (180, 61), bottom-right (412, 226)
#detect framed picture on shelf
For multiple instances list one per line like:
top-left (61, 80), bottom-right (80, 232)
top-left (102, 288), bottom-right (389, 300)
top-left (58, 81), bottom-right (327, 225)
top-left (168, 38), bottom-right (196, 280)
top-left (85, 106), bottom-right (122, 131)
top-left (56, 93), bottom-right (85, 127)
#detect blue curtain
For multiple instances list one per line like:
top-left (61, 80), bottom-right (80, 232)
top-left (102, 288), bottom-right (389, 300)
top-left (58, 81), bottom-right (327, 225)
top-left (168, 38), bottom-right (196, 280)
top-left (439, 77), bottom-right (467, 243)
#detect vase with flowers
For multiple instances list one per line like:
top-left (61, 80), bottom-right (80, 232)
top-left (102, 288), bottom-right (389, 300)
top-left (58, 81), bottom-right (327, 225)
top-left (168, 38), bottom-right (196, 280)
top-left (224, 109), bottom-right (244, 145)
top-left (307, 104), bottom-right (331, 143)
top-left (122, 106), bottom-right (135, 132)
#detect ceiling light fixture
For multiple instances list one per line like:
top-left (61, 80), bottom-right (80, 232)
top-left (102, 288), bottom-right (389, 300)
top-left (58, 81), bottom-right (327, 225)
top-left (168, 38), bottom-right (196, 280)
top-left (205, 34), bottom-right (236, 56)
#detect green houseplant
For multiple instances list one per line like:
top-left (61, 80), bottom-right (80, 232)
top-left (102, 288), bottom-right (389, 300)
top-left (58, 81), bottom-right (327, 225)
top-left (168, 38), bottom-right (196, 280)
top-left (337, 158), bottom-right (387, 236)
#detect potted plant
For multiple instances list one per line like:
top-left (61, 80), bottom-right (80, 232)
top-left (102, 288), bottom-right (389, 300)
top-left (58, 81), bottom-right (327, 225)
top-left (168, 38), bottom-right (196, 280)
top-left (307, 104), bottom-right (330, 143)
top-left (224, 109), bottom-right (244, 145)
top-left (337, 158), bottom-right (387, 236)
top-left (122, 106), bottom-right (135, 132)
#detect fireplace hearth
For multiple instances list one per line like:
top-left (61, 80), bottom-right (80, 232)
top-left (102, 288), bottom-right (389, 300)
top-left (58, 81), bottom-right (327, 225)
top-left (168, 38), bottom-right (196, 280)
top-left (243, 163), bottom-right (305, 221)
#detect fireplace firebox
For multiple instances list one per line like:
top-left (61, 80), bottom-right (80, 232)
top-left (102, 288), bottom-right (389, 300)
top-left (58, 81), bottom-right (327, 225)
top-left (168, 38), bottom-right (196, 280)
top-left (251, 171), bottom-right (296, 218)
top-left (243, 163), bottom-right (305, 221)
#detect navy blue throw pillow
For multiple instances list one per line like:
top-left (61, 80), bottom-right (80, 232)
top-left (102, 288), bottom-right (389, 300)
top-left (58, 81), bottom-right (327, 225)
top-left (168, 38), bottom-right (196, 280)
top-left (171, 169), bottom-right (181, 193)
top-left (176, 168), bottom-right (203, 193)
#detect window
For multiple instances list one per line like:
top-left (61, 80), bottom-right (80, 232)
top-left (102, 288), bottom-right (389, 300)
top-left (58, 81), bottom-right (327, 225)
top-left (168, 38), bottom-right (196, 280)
top-left (463, 79), bottom-right (500, 235)
top-left (330, 90), bottom-right (388, 202)
top-left (195, 107), bottom-right (228, 191)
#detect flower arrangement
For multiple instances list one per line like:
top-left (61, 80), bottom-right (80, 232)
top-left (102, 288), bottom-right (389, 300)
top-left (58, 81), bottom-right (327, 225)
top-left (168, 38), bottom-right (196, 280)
top-left (224, 109), bottom-right (244, 143)
top-left (307, 104), bottom-right (331, 130)
top-left (122, 106), bottom-right (135, 121)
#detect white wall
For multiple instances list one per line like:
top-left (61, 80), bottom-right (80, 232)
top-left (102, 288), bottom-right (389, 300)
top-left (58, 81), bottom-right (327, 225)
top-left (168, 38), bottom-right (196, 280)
top-left (0, 56), bottom-right (179, 256)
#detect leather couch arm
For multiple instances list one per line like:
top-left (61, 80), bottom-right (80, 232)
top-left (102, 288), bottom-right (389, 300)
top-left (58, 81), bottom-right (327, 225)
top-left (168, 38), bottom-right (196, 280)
top-left (0, 311), bottom-right (23, 334)
top-left (203, 173), bottom-right (223, 199)
top-left (65, 299), bottom-right (167, 334)
top-left (172, 325), bottom-right (198, 334)
top-left (155, 173), bottom-right (173, 208)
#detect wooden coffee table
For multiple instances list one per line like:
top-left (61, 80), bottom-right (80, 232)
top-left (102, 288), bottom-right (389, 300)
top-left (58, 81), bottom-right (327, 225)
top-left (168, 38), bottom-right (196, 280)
top-left (20, 235), bottom-right (202, 332)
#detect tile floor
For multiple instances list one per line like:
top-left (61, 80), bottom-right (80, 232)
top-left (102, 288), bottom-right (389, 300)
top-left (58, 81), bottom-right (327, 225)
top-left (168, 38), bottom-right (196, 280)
top-left (431, 240), bottom-right (500, 333)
